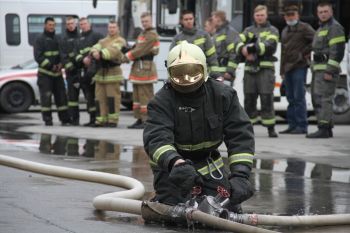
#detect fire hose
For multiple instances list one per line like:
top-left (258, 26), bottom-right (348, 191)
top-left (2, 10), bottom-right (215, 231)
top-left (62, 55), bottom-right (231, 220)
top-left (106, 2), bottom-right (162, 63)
top-left (1, 154), bottom-right (350, 233)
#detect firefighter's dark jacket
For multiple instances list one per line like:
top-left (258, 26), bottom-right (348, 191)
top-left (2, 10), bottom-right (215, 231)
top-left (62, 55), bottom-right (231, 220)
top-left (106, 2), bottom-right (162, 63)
top-left (143, 78), bottom-right (255, 173)
top-left (34, 30), bottom-right (61, 77)
top-left (75, 29), bottom-right (103, 63)
top-left (311, 17), bottom-right (345, 75)
top-left (60, 28), bottom-right (80, 72)
top-left (236, 21), bottom-right (279, 70)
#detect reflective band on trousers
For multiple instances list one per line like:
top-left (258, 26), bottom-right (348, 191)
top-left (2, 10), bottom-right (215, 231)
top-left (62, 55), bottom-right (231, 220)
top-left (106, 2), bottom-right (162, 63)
top-left (261, 118), bottom-right (276, 125)
top-left (228, 153), bottom-right (254, 165)
top-left (197, 157), bottom-right (224, 176)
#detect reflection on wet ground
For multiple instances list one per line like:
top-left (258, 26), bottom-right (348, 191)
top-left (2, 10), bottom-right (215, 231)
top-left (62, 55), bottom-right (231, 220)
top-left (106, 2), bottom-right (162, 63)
top-left (0, 127), bottom-right (349, 232)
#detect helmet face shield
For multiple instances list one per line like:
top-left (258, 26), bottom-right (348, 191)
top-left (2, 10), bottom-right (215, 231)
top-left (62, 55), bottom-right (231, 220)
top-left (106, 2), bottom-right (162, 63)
top-left (168, 63), bottom-right (204, 87)
top-left (167, 41), bottom-right (207, 93)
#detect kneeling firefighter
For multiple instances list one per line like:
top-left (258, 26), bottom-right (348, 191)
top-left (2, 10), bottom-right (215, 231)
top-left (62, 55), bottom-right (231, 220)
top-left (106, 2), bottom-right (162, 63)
top-left (143, 41), bottom-right (255, 213)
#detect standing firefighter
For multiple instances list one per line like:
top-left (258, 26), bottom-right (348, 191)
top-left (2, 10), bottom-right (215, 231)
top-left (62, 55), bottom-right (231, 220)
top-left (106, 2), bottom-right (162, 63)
top-left (170, 10), bottom-right (220, 79)
top-left (34, 17), bottom-right (70, 126)
top-left (211, 10), bottom-right (239, 83)
top-left (307, 2), bottom-right (345, 138)
top-left (125, 12), bottom-right (160, 129)
top-left (236, 5), bottom-right (279, 138)
top-left (89, 20), bottom-right (126, 127)
top-left (75, 17), bottom-right (103, 126)
top-left (144, 41), bottom-right (255, 212)
top-left (61, 16), bottom-right (80, 125)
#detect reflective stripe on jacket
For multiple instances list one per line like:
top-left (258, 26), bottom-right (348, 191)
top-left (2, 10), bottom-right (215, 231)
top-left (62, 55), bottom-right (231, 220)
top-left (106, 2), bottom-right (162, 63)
top-left (311, 17), bottom-right (345, 74)
top-left (236, 21), bottom-right (279, 70)
top-left (213, 21), bottom-right (240, 75)
top-left (91, 35), bottom-right (126, 83)
top-left (127, 28), bottom-right (160, 84)
top-left (144, 79), bottom-right (255, 172)
top-left (34, 30), bottom-right (62, 77)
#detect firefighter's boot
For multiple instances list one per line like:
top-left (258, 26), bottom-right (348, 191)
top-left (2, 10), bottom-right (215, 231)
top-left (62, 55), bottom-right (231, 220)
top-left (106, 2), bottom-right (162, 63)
top-left (268, 126), bottom-right (278, 138)
top-left (306, 127), bottom-right (330, 138)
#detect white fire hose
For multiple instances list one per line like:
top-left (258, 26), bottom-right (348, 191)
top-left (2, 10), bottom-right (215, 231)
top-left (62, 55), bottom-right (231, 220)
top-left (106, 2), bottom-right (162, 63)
top-left (1, 154), bottom-right (349, 233)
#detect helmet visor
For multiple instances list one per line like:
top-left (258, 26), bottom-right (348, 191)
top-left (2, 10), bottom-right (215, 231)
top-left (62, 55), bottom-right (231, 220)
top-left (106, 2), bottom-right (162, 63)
top-left (168, 63), bottom-right (204, 86)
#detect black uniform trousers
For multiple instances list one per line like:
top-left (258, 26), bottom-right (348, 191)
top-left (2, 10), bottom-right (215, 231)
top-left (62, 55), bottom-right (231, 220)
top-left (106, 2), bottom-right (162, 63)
top-left (66, 71), bottom-right (81, 123)
top-left (81, 68), bottom-right (96, 122)
top-left (151, 151), bottom-right (241, 213)
top-left (37, 74), bottom-right (70, 124)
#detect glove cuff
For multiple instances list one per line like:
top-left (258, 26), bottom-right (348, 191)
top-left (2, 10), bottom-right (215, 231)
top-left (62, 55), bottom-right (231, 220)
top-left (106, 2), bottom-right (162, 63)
top-left (167, 155), bottom-right (183, 172)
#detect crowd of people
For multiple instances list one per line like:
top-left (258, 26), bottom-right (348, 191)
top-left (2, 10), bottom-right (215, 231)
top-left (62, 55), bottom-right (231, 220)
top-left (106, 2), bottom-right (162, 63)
top-left (34, 12), bottom-right (159, 129)
top-left (33, 2), bottom-right (346, 138)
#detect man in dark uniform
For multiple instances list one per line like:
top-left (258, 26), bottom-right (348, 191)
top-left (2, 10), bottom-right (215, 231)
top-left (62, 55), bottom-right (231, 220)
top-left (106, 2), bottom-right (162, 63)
top-left (143, 41), bottom-right (255, 211)
top-left (211, 10), bottom-right (240, 84)
top-left (75, 17), bottom-right (103, 126)
top-left (170, 10), bottom-right (220, 79)
top-left (61, 16), bottom-right (80, 125)
top-left (34, 17), bottom-right (70, 126)
top-left (307, 2), bottom-right (345, 138)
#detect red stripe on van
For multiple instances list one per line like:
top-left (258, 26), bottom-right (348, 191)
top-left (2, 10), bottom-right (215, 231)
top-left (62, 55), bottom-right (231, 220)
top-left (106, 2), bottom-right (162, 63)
top-left (0, 71), bottom-right (37, 81)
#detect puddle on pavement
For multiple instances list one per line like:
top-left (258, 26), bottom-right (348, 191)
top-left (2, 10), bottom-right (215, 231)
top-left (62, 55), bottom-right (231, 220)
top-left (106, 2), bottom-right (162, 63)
top-left (0, 126), bottom-right (349, 232)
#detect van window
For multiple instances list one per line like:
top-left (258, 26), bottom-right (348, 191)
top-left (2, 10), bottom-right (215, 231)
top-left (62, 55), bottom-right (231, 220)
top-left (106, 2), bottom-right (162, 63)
top-left (5, 14), bottom-right (21, 46)
top-left (87, 15), bottom-right (115, 36)
top-left (28, 15), bottom-right (69, 45)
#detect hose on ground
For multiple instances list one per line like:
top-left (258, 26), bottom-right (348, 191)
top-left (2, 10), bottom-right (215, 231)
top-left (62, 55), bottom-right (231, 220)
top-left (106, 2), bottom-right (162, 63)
top-left (1, 154), bottom-right (349, 232)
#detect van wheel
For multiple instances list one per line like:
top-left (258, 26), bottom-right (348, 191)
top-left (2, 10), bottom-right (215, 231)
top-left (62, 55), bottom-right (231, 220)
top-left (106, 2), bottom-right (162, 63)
top-left (333, 88), bottom-right (350, 124)
top-left (0, 82), bottom-right (33, 113)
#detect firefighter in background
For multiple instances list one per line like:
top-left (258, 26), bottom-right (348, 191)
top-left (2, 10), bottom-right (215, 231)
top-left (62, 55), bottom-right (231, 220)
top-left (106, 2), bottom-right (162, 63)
top-left (144, 41), bottom-right (255, 211)
top-left (211, 10), bottom-right (239, 84)
top-left (89, 20), bottom-right (126, 127)
top-left (75, 17), bottom-right (103, 126)
top-left (170, 10), bottom-right (220, 79)
top-left (236, 5), bottom-right (279, 138)
top-left (125, 12), bottom-right (160, 129)
top-left (204, 17), bottom-right (216, 36)
top-left (61, 16), bottom-right (80, 125)
top-left (34, 17), bottom-right (70, 126)
top-left (307, 2), bottom-right (345, 138)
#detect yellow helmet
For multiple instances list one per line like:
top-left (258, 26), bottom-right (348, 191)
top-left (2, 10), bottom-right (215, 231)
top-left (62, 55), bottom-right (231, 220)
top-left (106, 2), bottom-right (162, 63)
top-left (167, 41), bottom-right (208, 93)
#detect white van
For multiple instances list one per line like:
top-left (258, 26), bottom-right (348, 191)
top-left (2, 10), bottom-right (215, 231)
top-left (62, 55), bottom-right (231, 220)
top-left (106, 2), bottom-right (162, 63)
top-left (0, 0), bottom-right (118, 69)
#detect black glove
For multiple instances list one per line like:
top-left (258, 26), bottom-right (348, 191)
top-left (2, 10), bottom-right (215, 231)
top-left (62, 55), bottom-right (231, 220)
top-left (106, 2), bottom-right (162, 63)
top-left (121, 46), bottom-right (130, 54)
top-left (246, 43), bottom-right (257, 54)
top-left (229, 164), bottom-right (254, 205)
top-left (169, 160), bottom-right (200, 195)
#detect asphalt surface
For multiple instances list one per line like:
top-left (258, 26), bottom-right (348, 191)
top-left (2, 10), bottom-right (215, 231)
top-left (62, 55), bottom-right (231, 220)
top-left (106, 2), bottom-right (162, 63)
top-left (0, 111), bottom-right (349, 233)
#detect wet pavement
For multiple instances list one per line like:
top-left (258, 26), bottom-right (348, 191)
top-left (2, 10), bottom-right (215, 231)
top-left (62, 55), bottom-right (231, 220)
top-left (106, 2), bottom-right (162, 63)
top-left (0, 113), bottom-right (350, 232)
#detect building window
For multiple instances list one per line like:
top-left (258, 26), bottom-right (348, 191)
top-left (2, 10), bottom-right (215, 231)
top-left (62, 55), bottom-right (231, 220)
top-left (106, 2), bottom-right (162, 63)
top-left (6, 14), bottom-right (21, 46)
top-left (28, 15), bottom-right (70, 45)
top-left (87, 15), bottom-right (115, 36)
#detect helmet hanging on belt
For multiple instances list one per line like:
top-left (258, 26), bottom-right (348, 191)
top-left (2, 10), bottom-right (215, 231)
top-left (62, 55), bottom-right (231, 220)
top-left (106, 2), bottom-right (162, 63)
top-left (167, 41), bottom-right (208, 93)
